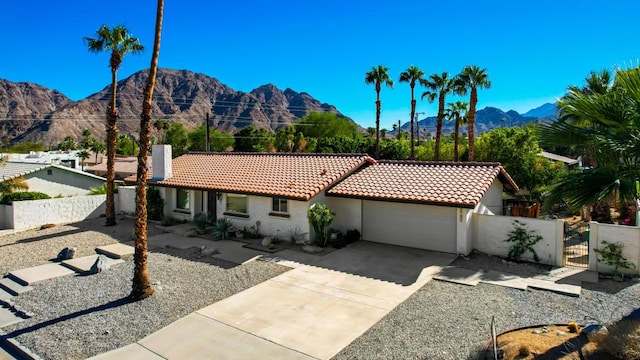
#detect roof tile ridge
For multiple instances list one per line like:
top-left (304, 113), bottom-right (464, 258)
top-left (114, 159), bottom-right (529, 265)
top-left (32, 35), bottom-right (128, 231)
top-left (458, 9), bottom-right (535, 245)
top-left (376, 160), bottom-right (503, 167)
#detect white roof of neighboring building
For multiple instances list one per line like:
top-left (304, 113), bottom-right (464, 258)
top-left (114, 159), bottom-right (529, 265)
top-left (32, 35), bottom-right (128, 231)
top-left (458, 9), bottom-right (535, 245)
top-left (539, 151), bottom-right (580, 165)
top-left (0, 162), bottom-right (106, 182)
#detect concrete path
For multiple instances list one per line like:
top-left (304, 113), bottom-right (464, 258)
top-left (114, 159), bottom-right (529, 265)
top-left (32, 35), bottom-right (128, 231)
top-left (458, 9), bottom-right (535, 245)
top-left (92, 242), bottom-right (456, 360)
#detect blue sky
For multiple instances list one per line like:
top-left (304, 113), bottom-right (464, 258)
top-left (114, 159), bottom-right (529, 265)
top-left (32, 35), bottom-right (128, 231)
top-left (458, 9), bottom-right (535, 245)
top-left (2, 1), bottom-right (639, 129)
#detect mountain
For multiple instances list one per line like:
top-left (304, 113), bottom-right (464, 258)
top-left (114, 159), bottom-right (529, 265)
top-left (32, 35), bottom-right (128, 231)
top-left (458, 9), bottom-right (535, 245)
top-left (522, 102), bottom-right (558, 119)
top-left (1, 69), bottom-right (348, 145)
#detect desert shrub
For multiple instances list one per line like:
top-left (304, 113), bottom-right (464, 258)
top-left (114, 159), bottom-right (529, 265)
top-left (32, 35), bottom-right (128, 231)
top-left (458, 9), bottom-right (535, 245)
top-left (213, 218), bottom-right (237, 240)
top-left (307, 203), bottom-right (335, 247)
top-left (504, 219), bottom-right (543, 262)
top-left (589, 318), bottom-right (640, 360)
top-left (286, 226), bottom-right (308, 245)
top-left (0, 191), bottom-right (50, 204)
top-left (146, 187), bottom-right (165, 221)
top-left (192, 212), bottom-right (212, 231)
top-left (518, 345), bottom-right (531, 356)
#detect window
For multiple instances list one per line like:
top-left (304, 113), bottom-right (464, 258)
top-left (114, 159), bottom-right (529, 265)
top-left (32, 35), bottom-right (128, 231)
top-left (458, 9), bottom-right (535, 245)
top-left (176, 189), bottom-right (190, 210)
top-left (47, 169), bottom-right (53, 175)
top-left (272, 197), bottom-right (288, 213)
top-left (226, 194), bottom-right (247, 214)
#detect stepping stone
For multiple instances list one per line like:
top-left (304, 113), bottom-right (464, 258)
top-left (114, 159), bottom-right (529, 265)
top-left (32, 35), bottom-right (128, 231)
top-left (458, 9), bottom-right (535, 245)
top-left (0, 288), bottom-right (13, 302)
top-left (8, 263), bottom-right (75, 285)
top-left (525, 278), bottom-right (582, 297)
top-left (62, 255), bottom-right (124, 274)
top-left (0, 278), bottom-right (33, 296)
top-left (434, 266), bottom-right (484, 286)
top-left (0, 307), bottom-right (23, 328)
top-left (480, 270), bottom-right (529, 290)
top-left (96, 243), bottom-right (135, 259)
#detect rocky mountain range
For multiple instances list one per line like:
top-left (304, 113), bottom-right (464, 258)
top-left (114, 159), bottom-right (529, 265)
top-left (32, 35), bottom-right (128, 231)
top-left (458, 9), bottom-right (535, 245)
top-left (0, 69), bottom-right (345, 146)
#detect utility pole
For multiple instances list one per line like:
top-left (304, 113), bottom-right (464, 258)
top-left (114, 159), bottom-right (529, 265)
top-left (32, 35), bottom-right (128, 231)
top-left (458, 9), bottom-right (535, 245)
top-left (415, 112), bottom-right (425, 144)
top-left (205, 113), bottom-right (210, 152)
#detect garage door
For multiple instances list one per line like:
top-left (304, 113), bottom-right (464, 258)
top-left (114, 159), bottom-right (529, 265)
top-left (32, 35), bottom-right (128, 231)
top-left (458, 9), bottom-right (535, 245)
top-left (362, 200), bottom-right (457, 253)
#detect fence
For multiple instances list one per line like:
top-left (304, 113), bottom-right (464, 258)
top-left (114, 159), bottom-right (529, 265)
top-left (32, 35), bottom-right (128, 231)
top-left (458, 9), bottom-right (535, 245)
top-left (588, 221), bottom-right (640, 275)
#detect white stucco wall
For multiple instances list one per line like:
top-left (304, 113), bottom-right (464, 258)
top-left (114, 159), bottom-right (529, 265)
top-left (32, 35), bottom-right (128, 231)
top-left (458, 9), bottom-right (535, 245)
top-left (474, 180), bottom-right (504, 215)
top-left (24, 167), bottom-right (105, 197)
top-left (589, 222), bottom-right (640, 275)
top-left (9, 195), bottom-right (107, 230)
top-left (0, 204), bottom-right (10, 229)
top-left (118, 186), bottom-right (137, 215)
top-left (473, 213), bottom-right (564, 266)
top-left (456, 208), bottom-right (474, 255)
top-left (327, 197), bottom-right (362, 233)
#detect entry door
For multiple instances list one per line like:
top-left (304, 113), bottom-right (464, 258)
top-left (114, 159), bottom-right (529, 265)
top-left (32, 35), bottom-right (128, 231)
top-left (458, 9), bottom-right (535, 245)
top-left (207, 191), bottom-right (217, 223)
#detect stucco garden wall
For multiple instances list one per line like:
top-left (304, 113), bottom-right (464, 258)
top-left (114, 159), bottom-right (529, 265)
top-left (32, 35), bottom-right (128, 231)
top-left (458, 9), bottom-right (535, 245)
top-left (7, 195), bottom-right (108, 230)
top-left (589, 222), bottom-right (640, 275)
top-left (473, 213), bottom-right (564, 266)
top-left (327, 197), bottom-right (361, 234)
top-left (118, 186), bottom-right (137, 215)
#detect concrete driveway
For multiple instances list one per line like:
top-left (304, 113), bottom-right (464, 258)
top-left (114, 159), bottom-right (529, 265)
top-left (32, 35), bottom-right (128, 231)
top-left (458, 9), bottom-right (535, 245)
top-left (92, 242), bottom-right (456, 360)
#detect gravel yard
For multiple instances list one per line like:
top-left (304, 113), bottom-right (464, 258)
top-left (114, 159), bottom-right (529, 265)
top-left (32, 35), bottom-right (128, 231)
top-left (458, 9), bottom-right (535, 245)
top-left (1, 219), bottom-right (289, 360)
top-left (333, 252), bottom-right (640, 360)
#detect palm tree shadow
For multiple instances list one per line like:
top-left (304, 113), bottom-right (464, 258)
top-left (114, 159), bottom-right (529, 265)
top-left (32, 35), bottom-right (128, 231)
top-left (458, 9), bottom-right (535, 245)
top-left (2, 297), bottom-right (130, 339)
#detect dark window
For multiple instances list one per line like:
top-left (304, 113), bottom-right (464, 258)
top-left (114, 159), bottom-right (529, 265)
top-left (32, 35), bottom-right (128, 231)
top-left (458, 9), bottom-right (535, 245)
top-left (272, 197), bottom-right (288, 213)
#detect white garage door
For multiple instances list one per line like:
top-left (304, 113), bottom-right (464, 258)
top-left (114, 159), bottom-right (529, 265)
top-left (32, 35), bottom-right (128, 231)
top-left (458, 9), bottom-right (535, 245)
top-left (362, 200), bottom-right (457, 253)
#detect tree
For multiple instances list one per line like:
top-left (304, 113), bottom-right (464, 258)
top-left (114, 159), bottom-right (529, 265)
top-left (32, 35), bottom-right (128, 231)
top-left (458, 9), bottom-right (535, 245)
top-left (78, 150), bottom-right (90, 170)
top-left (85, 24), bottom-right (144, 227)
top-left (81, 129), bottom-right (93, 149)
top-left (0, 176), bottom-right (28, 197)
top-left (444, 101), bottom-right (468, 162)
top-left (365, 65), bottom-right (394, 158)
top-left (188, 125), bottom-right (234, 152)
top-left (116, 134), bottom-right (139, 156)
top-left (538, 67), bottom-right (640, 212)
top-left (131, 0), bottom-right (163, 301)
top-left (153, 119), bottom-right (171, 143)
top-left (58, 136), bottom-right (78, 151)
top-left (399, 65), bottom-right (427, 160)
top-left (90, 140), bottom-right (106, 164)
top-left (456, 65), bottom-right (491, 161)
top-left (164, 122), bottom-right (189, 156)
top-left (275, 126), bottom-right (296, 152)
top-left (422, 72), bottom-right (453, 160)
top-left (295, 112), bottom-right (357, 139)
top-left (234, 126), bottom-right (275, 152)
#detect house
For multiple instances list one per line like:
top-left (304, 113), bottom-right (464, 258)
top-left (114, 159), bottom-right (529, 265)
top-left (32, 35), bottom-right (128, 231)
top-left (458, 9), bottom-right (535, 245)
top-left (538, 151), bottom-right (581, 171)
top-left (146, 145), bottom-right (519, 255)
top-left (87, 156), bottom-right (150, 181)
top-left (0, 162), bottom-right (106, 197)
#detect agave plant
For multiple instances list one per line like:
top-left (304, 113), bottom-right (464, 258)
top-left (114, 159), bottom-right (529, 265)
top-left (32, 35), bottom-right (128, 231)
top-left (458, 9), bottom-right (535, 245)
top-left (212, 218), bottom-right (237, 240)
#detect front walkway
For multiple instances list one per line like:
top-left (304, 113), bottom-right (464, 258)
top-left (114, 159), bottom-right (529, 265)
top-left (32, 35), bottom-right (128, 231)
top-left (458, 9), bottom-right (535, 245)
top-left (92, 241), bottom-right (456, 360)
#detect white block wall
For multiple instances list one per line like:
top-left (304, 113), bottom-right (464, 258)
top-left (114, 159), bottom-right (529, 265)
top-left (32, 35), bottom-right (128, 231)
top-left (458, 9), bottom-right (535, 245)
top-left (8, 195), bottom-right (108, 230)
top-left (118, 186), bottom-right (137, 215)
top-left (589, 222), bottom-right (640, 275)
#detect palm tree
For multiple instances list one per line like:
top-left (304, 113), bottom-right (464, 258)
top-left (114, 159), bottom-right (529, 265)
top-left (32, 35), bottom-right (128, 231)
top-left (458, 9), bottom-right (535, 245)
top-left (399, 65), bottom-right (427, 159)
top-left (0, 177), bottom-right (28, 196)
top-left (422, 72), bottom-right (453, 160)
top-left (85, 25), bottom-right (144, 227)
top-left (90, 140), bottom-right (106, 164)
top-left (365, 65), bottom-right (394, 158)
top-left (131, 0), bottom-right (164, 301)
top-left (538, 67), bottom-right (640, 214)
top-left (445, 101), bottom-right (468, 162)
top-left (153, 119), bottom-right (171, 143)
top-left (78, 149), bottom-right (90, 170)
top-left (456, 66), bottom-right (491, 161)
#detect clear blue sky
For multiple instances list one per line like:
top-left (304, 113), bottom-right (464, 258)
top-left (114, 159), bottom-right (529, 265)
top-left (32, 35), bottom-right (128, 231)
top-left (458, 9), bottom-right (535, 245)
top-left (2, 0), bottom-right (639, 129)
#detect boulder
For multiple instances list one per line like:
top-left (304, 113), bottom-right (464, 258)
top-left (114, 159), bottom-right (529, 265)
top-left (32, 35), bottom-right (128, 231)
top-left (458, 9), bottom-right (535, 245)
top-left (261, 237), bottom-right (272, 247)
top-left (89, 255), bottom-right (111, 274)
top-left (57, 247), bottom-right (76, 260)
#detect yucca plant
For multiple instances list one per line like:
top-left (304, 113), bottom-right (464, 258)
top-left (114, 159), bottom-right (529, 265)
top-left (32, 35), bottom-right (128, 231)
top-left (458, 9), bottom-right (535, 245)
top-left (213, 218), bottom-right (237, 240)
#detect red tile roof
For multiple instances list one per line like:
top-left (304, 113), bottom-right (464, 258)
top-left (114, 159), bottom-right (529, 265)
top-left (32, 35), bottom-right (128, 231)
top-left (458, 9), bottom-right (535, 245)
top-left (149, 153), bottom-right (374, 201)
top-left (327, 161), bottom-right (519, 208)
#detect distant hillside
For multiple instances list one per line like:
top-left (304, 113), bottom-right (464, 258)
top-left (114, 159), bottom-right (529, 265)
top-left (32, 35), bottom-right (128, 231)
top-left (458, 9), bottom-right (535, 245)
top-left (0, 69), bottom-right (349, 145)
top-left (523, 102), bottom-right (558, 119)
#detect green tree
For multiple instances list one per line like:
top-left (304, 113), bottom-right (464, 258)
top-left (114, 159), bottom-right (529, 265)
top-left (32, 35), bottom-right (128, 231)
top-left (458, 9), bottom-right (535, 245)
top-left (165, 122), bottom-right (189, 156)
top-left (365, 65), bottom-right (394, 158)
top-left (538, 67), bottom-right (640, 212)
top-left (295, 112), bottom-right (357, 139)
top-left (7, 142), bottom-right (45, 153)
top-left (234, 126), bottom-right (275, 152)
top-left (444, 101), bottom-right (468, 162)
top-left (90, 140), bottom-right (106, 164)
top-left (131, 0), bottom-right (163, 301)
top-left (188, 125), bottom-right (234, 152)
top-left (422, 72), bottom-right (454, 160)
top-left (78, 149), bottom-right (90, 170)
top-left (275, 126), bottom-right (296, 152)
top-left (153, 119), bottom-right (171, 143)
top-left (115, 134), bottom-right (139, 156)
top-left (81, 129), bottom-right (93, 149)
top-left (85, 24), bottom-right (144, 227)
top-left (456, 65), bottom-right (491, 161)
top-left (399, 65), bottom-right (427, 160)
top-left (58, 136), bottom-right (78, 151)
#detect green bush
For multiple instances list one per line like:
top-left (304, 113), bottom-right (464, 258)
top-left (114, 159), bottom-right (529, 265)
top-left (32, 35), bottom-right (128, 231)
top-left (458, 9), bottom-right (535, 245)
top-left (504, 219), bottom-right (543, 262)
top-left (0, 192), bottom-right (51, 204)
top-left (307, 203), bottom-right (335, 247)
top-left (344, 229), bottom-right (361, 244)
top-left (146, 187), bottom-right (165, 221)
top-left (213, 218), bottom-right (237, 240)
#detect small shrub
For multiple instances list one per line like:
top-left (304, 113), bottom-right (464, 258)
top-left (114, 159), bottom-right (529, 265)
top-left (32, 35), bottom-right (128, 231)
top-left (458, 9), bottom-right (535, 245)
top-left (518, 345), bottom-right (531, 356)
top-left (146, 187), bottom-right (165, 221)
top-left (286, 226), bottom-right (308, 245)
top-left (307, 203), bottom-right (335, 247)
top-left (504, 219), bottom-right (543, 262)
top-left (213, 218), bottom-right (237, 240)
top-left (568, 321), bottom-right (579, 333)
top-left (594, 240), bottom-right (636, 280)
top-left (344, 229), bottom-right (361, 244)
top-left (0, 191), bottom-right (51, 204)
top-left (268, 243), bottom-right (275, 249)
top-left (589, 318), bottom-right (640, 360)
top-left (331, 231), bottom-right (347, 249)
top-left (192, 212), bottom-right (212, 231)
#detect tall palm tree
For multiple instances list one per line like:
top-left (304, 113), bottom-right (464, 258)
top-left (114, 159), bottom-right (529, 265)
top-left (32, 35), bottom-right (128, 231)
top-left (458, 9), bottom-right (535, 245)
top-left (78, 150), bottom-right (90, 170)
top-left (422, 72), bottom-right (453, 160)
top-left (445, 101), bottom-right (468, 161)
top-left (399, 65), bottom-right (427, 159)
top-left (365, 65), bottom-right (394, 158)
top-left (85, 25), bottom-right (144, 226)
top-left (131, 0), bottom-right (164, 301)
top-left (456, 65), bottom-right (491, 161)
top-left (153, 119), bottom-right (171, 143)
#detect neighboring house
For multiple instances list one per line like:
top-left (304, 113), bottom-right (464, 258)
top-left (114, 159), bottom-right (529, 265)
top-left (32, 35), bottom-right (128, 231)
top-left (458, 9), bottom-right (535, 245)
top-left (538, 151), bottom-right (581, 171)
top-left (87, 156), bottom-right (150, 180)
top-left (4, 151), bottom-right (83, 169)
top-left (0, 162), bottom-right (106, 197)
top-left (145, 145), bottom-right (519, 255)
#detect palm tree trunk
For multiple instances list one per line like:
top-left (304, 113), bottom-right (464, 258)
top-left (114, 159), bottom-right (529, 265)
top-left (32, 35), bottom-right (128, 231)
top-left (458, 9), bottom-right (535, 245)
top-left (434, 92), bottom-right (445, 161)
top-left (410, 89), bottom-right (416, 160)
top-left (131, 0), bottom-right (163, 301)
top-left (468, 87), bottom-right (477, 161)
top-left (454, 116), bottom-right (460, 162)
top-left (375, 95), bottom-right (381, 159)
top-left (105, 69), bottom-right (118, 226)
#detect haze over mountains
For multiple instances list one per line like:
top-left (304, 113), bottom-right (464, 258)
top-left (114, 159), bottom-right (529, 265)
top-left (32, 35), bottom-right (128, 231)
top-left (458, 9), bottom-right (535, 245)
top-left (0, 68), bottom-right (558, 146)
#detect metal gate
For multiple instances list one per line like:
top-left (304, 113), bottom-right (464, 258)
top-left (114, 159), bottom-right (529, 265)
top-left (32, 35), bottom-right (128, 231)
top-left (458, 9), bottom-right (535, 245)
top-left (563, 220), bottom-right (589, 268)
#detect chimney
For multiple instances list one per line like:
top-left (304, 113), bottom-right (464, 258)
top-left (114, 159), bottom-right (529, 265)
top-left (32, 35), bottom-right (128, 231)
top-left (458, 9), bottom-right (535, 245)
top-left (152, 145), bottom-right (173, 180)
